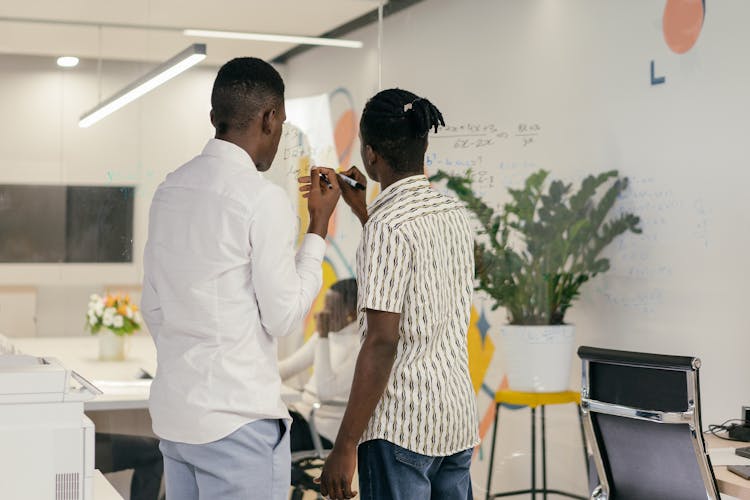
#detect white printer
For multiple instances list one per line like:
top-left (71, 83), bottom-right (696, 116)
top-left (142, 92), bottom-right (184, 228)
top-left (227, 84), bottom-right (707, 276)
top-left (0, 355), bottom-right (101, 500)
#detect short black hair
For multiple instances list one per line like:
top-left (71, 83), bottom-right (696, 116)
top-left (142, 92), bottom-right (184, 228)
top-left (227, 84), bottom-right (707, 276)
top-left (211, 57), bottom-right (285, 136)
top-left (360, 88), bottom-right (445, 174)
top-left (330, 278), bottom-right (358, 314)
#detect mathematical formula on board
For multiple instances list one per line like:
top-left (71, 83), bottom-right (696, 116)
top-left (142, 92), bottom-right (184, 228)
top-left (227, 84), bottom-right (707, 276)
top-left (432, 122), bottom-right (542, 149)
top-left (423, 130), bottom-right (714, 319)
top-left (424, 121), bottom-right (544, 199)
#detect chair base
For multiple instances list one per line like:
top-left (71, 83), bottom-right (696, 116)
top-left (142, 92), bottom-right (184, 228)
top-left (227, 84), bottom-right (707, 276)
top-left (291, 456), bottom-right (325, 499)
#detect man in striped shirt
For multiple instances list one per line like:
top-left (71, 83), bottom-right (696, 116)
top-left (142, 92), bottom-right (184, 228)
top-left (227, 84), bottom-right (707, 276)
top-left (302, 89), bottom-right (479, 500)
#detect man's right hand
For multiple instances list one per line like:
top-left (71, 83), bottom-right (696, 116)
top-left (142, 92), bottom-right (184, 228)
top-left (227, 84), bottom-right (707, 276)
top-left (301, 167), bottom-right (341, 239)
top-left (338, 166), bottom-right (368, 226)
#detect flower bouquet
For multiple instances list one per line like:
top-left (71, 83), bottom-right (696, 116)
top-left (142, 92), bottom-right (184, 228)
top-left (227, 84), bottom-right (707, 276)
top-left (86, 293), bottom-right (142, 360)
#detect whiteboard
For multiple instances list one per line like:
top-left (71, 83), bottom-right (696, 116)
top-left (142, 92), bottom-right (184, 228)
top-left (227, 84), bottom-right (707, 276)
top-left (284, 0), bottom-right (750, 438)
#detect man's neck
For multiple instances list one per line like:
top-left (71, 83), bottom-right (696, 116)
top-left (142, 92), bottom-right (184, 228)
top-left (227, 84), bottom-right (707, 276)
top-left (378, 169), bottom-right (423, 191)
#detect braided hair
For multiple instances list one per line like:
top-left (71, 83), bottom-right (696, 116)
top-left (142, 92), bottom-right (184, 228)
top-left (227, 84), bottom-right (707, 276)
top-left (211, 57), bottom-right (285, 136)
top-left (360, 88), bottom-right (445, 174)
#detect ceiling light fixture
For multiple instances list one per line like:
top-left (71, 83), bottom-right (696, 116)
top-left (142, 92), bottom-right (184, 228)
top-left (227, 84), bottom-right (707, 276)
top-left (184, 29), bottom-right (363, 49)
top-left (57, 56), bottom-right (79, 68)
top-left (79, 43), bottom-right (206, 128)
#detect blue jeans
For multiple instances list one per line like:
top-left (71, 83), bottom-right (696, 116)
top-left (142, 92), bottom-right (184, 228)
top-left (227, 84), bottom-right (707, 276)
top-left (358, 439), bottom-right (474, 500)
top-left (159, 419), bottom-right (290, 500)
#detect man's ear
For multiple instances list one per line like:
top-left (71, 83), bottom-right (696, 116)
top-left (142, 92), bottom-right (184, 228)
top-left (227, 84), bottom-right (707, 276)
top-left (209, 109), bottom-right (215, 127)
top-left (261, 108), bottom-right (275, 135)
top-left (364, 144), bottom-right (377, 166)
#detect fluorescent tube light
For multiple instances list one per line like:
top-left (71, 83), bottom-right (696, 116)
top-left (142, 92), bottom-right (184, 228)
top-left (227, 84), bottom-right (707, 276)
top-left (184, 29), bottom-right (363, 49)
top-left (79, 44), bottom-right (206, 128)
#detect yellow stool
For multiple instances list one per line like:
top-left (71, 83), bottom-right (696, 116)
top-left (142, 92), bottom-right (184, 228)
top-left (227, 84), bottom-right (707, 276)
top-left (484, 390), bottom-right (588, 500)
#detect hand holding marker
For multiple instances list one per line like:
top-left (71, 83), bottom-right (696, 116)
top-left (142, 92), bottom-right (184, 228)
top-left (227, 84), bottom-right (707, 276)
top-left (337, 171), bottom-right (366, 191)
top-left (318, 169), bottom-right (366, 191)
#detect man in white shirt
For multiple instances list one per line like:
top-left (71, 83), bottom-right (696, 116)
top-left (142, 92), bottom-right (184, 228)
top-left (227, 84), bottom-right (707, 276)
top-left (278, 278), bottom-right (360, 450)
top-left (142, 57), bottom-right (341, 500)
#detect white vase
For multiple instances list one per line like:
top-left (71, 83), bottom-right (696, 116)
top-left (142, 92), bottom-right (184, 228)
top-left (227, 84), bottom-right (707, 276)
top-left (500, 324), bottom-right (576, 393)
top-left (98, 329), bottom-right (128, 361)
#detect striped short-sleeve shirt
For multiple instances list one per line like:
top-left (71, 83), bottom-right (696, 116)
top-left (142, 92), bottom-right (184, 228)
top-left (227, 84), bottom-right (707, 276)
top-left (356, 175), bottom-right (479, 456)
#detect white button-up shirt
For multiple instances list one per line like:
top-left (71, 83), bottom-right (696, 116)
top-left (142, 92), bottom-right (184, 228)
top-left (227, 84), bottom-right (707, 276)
top-left (278, 322), bottom-right (361, 442)
top-left (142, 138), bottom-right (326, 444)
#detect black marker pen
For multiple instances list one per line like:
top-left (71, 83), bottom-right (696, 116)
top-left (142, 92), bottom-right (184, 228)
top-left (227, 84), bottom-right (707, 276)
top-left (337, 171), bottom-right (366, 191)
top-left (318, 172), bottom-right (334, 189)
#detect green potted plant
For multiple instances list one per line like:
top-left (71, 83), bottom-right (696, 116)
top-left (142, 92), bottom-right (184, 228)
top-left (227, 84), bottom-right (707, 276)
top-left (430, 169), bottom-right (641, 391)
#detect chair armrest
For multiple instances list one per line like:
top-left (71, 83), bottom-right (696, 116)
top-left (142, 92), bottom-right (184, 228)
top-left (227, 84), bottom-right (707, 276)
top-left (307, 399), bottom-right (349, 457)
top-left (318, 399), bottom-right (348, 407)
top-left (308, 402), bottom-right (325, 457)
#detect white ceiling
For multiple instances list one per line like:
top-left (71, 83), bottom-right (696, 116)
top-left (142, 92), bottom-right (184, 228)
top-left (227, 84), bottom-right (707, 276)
top-left (0, 0), bottom-right (380, 66)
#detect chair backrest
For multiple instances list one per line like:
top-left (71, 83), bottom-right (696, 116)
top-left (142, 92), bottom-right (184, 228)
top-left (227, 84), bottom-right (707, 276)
top-left (578, 346), bottom-right (720, 500)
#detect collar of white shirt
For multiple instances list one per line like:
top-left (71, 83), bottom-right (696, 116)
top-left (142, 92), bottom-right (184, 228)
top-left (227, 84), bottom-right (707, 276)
top-left (201, 138), bottom-right (259, 175)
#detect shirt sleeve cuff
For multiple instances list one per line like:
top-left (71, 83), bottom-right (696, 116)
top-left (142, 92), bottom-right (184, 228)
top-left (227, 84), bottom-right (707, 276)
top-left (361, 297), bottom-right (403, 314)
top-left (299, 233), bottom-right (327, 261)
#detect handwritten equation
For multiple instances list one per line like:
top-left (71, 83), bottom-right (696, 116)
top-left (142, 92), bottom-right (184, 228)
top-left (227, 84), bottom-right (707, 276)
top-left (613, 176), bottom-right (711, 249)
top-left (425, 152), bottom-right (483, 170)
top-left (595, 285), bottom-right (664, 314)
top-left (275, 125), bottom-right (340, 178)
top-left (434, 122), bottom-right (542, 148)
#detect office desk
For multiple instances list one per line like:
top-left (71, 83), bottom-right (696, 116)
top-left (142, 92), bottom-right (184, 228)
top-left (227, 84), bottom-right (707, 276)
top-left (706, 434), bottom-right (750, 500)
top-left (12, 335), bottom-right (157, 436)
top-left (13, 335), bottom-right (157, 411)
top-left (12, 335), bottom-right (301, 410)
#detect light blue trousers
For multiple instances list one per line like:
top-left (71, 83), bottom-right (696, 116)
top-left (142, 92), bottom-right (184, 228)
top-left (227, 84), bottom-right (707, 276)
top-left (159, 419), bottom-right (290, 500)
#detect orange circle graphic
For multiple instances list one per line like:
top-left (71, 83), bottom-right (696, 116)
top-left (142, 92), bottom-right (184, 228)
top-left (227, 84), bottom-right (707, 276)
top-left (663, 0), bottom-right (705, 54)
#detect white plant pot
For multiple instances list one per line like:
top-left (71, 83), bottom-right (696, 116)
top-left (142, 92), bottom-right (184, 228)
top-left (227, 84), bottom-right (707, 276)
top-left (98, 329), bottom-right (128, 361)
top-left (500, 324), bottom-right (576, 393)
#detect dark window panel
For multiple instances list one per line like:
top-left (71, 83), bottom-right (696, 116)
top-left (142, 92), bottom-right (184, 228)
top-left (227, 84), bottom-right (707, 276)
top-left (0, 185), bottom-right (66, 263)
top-left (65, 186), bottom-right (134, 263)
top-left (0, 184), bottom-right (134, 263)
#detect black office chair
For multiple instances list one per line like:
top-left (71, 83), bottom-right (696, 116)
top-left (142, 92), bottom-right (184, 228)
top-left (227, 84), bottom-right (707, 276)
top-left (577, 346), bottom-right (720, 500)
top-left (289, 400), bottom-right (346, 500)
